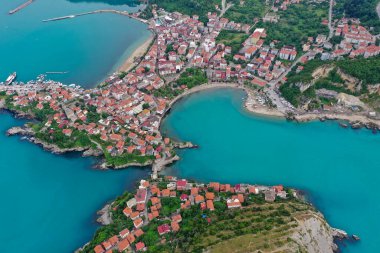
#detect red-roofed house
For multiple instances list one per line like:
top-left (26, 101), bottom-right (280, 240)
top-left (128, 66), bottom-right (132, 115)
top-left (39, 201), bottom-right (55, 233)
top-left (135, 188), bottom-right (147, 204)
top-left (118, 238), bottom-right (130, 252)
top-left (134, 218), bottom-right (143, 229)
top-left (94, 245), bottom-right (105, 253)
top-left (227, 198), bottom-right (241, 209)
top-left (176, 179), bottom-right (187, 190)
top-left (171, 221), bottom-right (180, 232)
top-left (119, 228), bottom-right (130, 239)
top-left (207, 200), bottom-right (215, 211)
top-left (135, 241), bottom-right (146, 251)
top-left (157, 224), bottom-right (171, 235)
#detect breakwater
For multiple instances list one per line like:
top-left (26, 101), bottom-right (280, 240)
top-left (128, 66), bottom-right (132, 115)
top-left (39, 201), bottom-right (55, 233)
top-left (8, 0), bottom-right (33, 15)
top-left (42, 10), bottom-right (148, 24)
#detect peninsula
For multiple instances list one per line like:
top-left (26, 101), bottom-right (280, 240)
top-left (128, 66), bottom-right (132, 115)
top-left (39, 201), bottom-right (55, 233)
top-left (2, 0), bottom-right (380, 174)
top-left (77, 176), bottom-right (351, 253)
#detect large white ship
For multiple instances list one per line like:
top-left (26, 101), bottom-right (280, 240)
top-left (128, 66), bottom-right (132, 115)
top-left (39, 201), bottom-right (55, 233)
top-left (5, 72), bottom-right (17, 85)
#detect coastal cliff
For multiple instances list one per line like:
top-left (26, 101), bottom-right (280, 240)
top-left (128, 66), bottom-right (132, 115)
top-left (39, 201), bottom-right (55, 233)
top-left (291, 211), bottom-right (346, 253)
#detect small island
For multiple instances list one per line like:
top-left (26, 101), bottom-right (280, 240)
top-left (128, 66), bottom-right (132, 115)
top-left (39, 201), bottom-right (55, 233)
top-left (77, 175), bottom-right (350, 253)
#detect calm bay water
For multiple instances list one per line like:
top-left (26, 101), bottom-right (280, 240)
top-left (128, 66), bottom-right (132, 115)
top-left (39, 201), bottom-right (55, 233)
top-left (1, 1), bottom-right (379, 252)
top-left (0, 0), bottom-right (151, 87)
top-left (0, 113), bottom-right (150, 252)
top-left (161, 88), bottom-right (380, 253)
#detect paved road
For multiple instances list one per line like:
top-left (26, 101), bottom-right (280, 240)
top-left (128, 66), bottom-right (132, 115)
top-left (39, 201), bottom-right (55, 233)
top-left (219, 0), bottom-right (233, 18)
top-left (377, 2), bottom-right (380, 20)
top-left (265, 51), bottom-right (311, 113)
top-left (328, 0), bottom-right (334, 40)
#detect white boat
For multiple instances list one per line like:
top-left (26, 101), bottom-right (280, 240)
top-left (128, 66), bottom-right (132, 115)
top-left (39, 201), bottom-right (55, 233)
top-left (5, 72), bottom-right (17, 85)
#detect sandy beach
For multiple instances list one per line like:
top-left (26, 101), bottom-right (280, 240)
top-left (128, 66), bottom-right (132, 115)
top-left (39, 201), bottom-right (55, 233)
top-left (119, 33), bottom-right (154, 73)
top-left (165, 82), bottom-right (380, 128)
top-left (167, 82), bottom-right (285, 118)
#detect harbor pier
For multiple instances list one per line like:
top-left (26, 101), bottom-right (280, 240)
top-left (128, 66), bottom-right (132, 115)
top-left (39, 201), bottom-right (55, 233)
top-left (42, 10), bottom-right (148, 24)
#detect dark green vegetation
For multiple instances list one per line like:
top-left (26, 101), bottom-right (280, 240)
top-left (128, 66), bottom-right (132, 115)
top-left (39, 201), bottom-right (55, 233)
top-left (153, 86), bottom-right (183, 100)
top-left (104, 151), bottom-right (154, 167)
top-left (149, 0), bottom-right (220, 23)
top-left (258, 1), bottom-right (329, 49)
top-left (279, 60), bottom-right (345, 107)
top-left (280, 56), bottom-right (380, 108)
top-left (153, 68), bottom-right (208, 99)
top-left (224, 0), bottom-right (267, 24)
top-left (335, 0), bottom-right (380, 33)
top-left (34, 123), bottom-right (95, 150)
top-left (336, 56), bottom-right (380, 85)
top-left (216, 30), bottom-right (249, 55)
top-left (175, 68), bottom-right (208, 89)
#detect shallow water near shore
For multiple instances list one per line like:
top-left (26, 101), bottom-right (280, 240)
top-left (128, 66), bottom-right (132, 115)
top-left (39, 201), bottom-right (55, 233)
top-left (0, 0), bottom-right (150, 87)
top-left (161, 88), bottom-right (380, 253)
top-left (0, 112), bottom-right (150, 252)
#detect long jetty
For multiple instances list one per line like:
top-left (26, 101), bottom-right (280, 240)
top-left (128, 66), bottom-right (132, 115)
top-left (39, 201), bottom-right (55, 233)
top-left (9, 0), bottom-right (34, 15)
top-left (42, 10), bottom-right (148, 24)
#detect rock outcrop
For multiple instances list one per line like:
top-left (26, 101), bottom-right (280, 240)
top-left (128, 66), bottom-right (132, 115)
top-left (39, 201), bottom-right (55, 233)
top-left (291, 211), bottom-right (348, 253)
top-left (96, 204), bottom-right (112, 225)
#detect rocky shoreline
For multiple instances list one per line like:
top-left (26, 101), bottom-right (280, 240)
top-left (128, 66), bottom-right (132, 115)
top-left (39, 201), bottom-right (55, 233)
top-left (6, 125), bottom-right (90, 154)
top-left (96, 203), bottom-right (112, 225)
top-left (287, 113), bottom-right (380, 132)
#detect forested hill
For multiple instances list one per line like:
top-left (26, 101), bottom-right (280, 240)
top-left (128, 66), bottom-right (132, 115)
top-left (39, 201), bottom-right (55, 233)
top-left (336, 0), bottom-right (380, 33)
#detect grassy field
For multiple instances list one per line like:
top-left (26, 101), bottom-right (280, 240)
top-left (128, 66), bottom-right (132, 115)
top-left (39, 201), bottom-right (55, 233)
top-left (188, 201), bottom-right (312, 253)
top-left (259, 1), bottom-right (329, 50)
top-left (216, 30), bottom-right (249, 54)
top-left (224, 0), bottom-right (268, 24)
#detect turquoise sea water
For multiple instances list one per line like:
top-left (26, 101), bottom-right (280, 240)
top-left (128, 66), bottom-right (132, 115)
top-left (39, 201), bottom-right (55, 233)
top-left (0, 112), bottom-right (150, 252)
top-left (161, 88), bottom-right (380, 253)
top-left (0, 0), bottom-right (151, 87)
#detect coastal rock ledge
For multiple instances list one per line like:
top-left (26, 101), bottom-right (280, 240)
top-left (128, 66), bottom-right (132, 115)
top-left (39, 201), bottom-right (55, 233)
top-left (6, 126), bottom-right (33, 136)
top-left (291, 211), bottom-right (348, 253)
